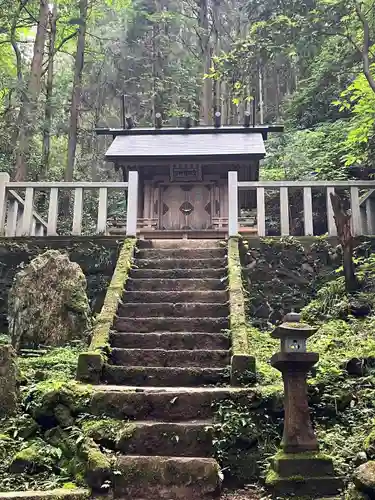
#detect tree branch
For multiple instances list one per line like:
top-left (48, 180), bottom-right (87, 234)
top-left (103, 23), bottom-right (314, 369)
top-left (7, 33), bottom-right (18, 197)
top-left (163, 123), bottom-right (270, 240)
top-left (355, 1), bottom-right (375, 94)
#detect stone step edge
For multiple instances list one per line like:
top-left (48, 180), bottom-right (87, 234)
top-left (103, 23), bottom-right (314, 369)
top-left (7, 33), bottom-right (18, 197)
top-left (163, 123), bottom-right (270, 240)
top-left (0, 489), bottom-right (90, 499)
top-left (111, 348), bottom-right (230, 354)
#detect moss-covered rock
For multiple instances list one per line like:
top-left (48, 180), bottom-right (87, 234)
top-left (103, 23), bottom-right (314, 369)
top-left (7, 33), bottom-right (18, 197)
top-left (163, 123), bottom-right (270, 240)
top-left (26, 381), bottom-right (92, 427)
top-left (54, 405), bottom-right (74, 428)
top-left (79, 438), bottom-right (112, 491)
top-left (8, 250), bottom-right (91, 350)
top-left (9, 440), bottom-right (60, 474)
top-left (0, 345), bottom-right (17, 416)
top-left (44, 427), bottom-right (77, 458)
top-left (354, 461), bottom-right (375, 496)
top-left (81, 418), bottom-right (129, 449)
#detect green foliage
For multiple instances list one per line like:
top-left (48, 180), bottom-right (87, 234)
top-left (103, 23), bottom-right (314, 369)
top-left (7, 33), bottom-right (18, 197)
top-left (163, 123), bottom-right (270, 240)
top-left (262, 121), bottom-right (351, 181)
top-left (334, 66), bottom-right (375, 167)
top-left (302, 278), bottom-right (348, 322)
top-left (18, 343), bottom-right (85, 384)
top-left (211, 399), bottom-right (281, 483)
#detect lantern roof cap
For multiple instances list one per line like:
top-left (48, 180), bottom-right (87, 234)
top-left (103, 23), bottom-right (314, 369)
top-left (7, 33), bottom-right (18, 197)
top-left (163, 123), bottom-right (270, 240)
top-left (271, 313), bottom-right (318, 340)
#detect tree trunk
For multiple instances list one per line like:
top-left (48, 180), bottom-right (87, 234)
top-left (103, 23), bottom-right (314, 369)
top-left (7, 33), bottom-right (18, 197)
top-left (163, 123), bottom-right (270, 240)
top-left (330, 192), bottom-right (360, 292)
top-left (41, 4), bottom-right (57, 179)
top-left (152, 0), bottom-right (164, 119)
top-left (212, 0), bottom-right (221, 114)
top-left (198, 0), bottom-right (212, 125)
top-left (14, 0), bottom-right (49, 181)
top-left (63, 0), bottom-right (87, 216)
top-left (65, 0), bottom-right (88, 184)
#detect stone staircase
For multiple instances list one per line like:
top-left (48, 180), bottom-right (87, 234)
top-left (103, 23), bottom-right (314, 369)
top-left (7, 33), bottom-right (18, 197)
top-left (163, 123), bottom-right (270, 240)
top-left (91, 240), bottom-right (256, 499)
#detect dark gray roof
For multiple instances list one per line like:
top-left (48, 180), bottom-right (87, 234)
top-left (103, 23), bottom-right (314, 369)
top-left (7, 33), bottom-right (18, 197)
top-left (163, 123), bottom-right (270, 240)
top-left (105, 132), bottom-right (266, 161)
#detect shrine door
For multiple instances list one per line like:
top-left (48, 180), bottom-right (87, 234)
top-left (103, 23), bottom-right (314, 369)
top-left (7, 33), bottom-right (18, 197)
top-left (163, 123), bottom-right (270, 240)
top-left (160, 184), bottom-right (213, 230)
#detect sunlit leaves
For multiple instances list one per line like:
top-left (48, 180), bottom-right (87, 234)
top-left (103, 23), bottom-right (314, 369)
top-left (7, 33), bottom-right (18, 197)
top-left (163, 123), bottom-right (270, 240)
top-left (334, 65), bottom-right (375, 166)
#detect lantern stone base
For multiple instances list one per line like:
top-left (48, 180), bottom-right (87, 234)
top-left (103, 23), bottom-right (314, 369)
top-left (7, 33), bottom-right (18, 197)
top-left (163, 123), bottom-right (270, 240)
top-left (266, 452), bottom-right (343, 498)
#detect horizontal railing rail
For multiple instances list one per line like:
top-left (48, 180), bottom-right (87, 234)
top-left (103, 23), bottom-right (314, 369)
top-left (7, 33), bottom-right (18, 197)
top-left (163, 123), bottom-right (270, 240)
top-left (228, 171), bottom-right (375, 237)
top-left (0, 172), bottom-right (139, 237)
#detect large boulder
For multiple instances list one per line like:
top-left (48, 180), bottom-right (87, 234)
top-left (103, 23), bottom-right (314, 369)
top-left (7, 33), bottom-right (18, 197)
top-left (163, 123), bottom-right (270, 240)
top-left (0, 345), bottom-right (17, 416)
top-left (8, 250), bottom-right (91, 350)
top-left (354, 461), bottom-right (375, 497)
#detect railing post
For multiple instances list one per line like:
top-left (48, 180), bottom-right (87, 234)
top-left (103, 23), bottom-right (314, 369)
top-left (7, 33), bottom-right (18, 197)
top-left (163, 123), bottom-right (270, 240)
top-left (350, 186), bottom-right (362, 236)
top-left (326, 187), bottom-right (337, 236)
top-left (257, 187), bottom-right (266, 237)
top-left (0, 172), bottom-right (10, 235)
top-left (303, 187), bottom-right (314, 236)
top-left (126, 170), bottom-right (139, 237)
top-left (228, 171), bottom-right (238, 237)
top-left (366, 198), bottom-right (375, 235)
top-left (280, 187), bottom-right (290, 236)
top-left (21, 187), bottom-right (34, 236)
top-left (6, 199), bottom-right (19, 237)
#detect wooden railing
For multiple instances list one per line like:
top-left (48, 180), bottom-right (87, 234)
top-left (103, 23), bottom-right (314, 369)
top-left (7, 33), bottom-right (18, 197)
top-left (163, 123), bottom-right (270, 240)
top-left (228, 171), bottom-right (375, 237)
top-left (6, 189), bottom-right (48, 236)
top-left (0, 172), bottom-right (139, 237)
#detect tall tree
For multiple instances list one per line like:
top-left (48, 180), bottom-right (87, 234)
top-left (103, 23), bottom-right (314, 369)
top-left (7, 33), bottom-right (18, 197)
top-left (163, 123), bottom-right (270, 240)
top-left (41, 3), bottom-right (58, 178)
top-left (14, 0), bottom-right (49, 181)
top-left (65, 0), bottom-right (88, 184)
top-left (198, 0), bottom-right (212, 124)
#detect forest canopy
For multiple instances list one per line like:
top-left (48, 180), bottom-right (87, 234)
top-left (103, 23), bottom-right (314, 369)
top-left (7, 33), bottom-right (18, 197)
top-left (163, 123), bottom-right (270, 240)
top-left (0, 0), bottom-right (374, 183)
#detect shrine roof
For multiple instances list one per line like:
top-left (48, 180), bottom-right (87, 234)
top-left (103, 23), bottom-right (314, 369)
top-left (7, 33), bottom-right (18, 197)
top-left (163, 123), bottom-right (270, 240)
top-left (104, 129), bottom-right (270, 162)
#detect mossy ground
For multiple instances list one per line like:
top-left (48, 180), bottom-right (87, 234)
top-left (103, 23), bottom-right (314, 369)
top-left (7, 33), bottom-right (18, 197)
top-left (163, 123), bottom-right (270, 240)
top-left (0, 341), bottom-right (128, 492)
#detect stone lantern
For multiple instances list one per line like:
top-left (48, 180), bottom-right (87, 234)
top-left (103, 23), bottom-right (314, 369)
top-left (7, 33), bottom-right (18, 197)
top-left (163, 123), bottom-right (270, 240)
top-left (266, 312), bottom-right (343, 498)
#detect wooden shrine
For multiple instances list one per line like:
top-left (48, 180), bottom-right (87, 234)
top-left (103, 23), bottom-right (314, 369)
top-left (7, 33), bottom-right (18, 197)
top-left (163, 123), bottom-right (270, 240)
top-left (96, 116), bottom-right (283, 236)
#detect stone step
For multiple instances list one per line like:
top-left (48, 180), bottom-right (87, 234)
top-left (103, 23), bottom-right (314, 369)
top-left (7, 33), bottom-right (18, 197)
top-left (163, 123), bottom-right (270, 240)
top-left (130, 268), bottom-right (227, 279)
top-left (113, 455), bottom-right (221, 499)
top-left (136, 258), bottom-right (226, 270)
top-left (137, 248), bottom-right (225, 260)
top-left (126, 278), bottom-right (225, 291)
top-left (103, 365), bottom-right (229, 386)
top-left (138, 239), bottom-right (223, 249)
top-left (113, 317), bottom-right (229, 333)
top-left (123, 290), bottom-right (228, 303)
top-left (110, 348), bottom-right (230, 367)
top-left (116, 420), bottom-right (213, 457)
top-left (0, 490), bottom-right (90, 499)
top-left (117, 302), bottom-right (228, 318)
top-left (91, 386), bottom-right (257, 421)
top-left (110, 332), bottom-right (231, 350)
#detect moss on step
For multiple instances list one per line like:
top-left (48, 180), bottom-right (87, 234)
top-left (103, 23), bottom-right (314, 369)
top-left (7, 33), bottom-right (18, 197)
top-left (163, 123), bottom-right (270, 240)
top-left (77, 238), bottom-right (136, 383)
top-left (79, 438), bottom-right (112, 491)
top-left (81, 418), bottom-right (134, 449)
top-left (228, 237), bottom-right (255, 386)
top-left (89, 238), bottom-right (136, 352)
